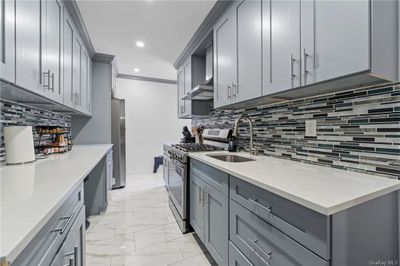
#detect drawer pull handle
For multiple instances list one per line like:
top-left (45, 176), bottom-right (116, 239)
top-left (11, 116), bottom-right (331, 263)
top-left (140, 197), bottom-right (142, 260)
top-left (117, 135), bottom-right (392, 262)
top-left (249, 198), bottom-right (272, 213)
top-left (198, 187), bottom-right (202, 204)
top-left (61, 258), bottom-right (74, 266)
top-left (249, 238), bottom-right (272, 260)
top-left (51, 213), bottom-right (74, 234)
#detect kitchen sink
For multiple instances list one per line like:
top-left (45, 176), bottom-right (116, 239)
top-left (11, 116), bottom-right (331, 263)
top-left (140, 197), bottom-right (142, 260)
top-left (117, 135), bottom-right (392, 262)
top-left (207, 154), bottom-right (255, 163)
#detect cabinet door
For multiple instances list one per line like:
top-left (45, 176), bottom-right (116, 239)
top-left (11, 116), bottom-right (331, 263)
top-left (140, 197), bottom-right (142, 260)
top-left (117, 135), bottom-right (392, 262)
top-left (182, 60), bottom-right (192, 116)
top-left (63, 7), bottom-right (74, 107)
top-left (81, 48), bottom-right (89, 113)
top-left (263, 0), bottom-right (301, 95)
top-left (214, 6), bottom-right (236, 108)
top-left (0, 0), bottom-right (15, 83)
top-left (204, 183), bottom-right (229, 266)
top-left (301, 0), bottom-right (369, 86)
top-left (88, 59), bottom-right (93, 114)
top-left (73, 35), bottom-right (82, 109)
top-left (236, 0), bottom-right (262, 103)
top-left (190, 173), bottom-right (205, 242)
top-left (177, 69), bottom-right (185, 117)
top-left (43, 0), bottom-right (62, 102)
top-left (15, 0), bottom-right (43, 94)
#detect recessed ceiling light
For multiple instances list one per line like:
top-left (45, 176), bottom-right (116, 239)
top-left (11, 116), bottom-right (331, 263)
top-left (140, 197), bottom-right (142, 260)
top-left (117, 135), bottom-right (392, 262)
top-left (136, 41), bottom-right (145, 48)
top-left (134, 68), bottom-right (140, 73)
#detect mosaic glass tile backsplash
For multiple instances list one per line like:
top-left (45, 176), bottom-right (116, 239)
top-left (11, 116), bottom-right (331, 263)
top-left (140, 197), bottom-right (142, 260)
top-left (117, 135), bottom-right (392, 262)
top-left (0, 99), bottom-right (71, 163)
top-left (192, 84), bottom-right (400, 179)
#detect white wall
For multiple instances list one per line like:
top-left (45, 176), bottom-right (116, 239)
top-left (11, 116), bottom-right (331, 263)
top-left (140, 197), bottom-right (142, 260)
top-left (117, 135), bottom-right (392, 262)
top-left (114, 78), bottom-right (190, 173)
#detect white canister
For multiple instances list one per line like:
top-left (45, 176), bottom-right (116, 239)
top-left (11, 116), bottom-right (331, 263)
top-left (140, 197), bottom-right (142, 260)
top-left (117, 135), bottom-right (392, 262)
top-left (4, 126), bottom-right (36, 164)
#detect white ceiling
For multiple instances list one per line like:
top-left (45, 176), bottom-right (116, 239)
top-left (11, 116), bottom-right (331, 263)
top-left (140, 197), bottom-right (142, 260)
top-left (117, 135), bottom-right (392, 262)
top-left (77, 0), bottom-right (216, 81)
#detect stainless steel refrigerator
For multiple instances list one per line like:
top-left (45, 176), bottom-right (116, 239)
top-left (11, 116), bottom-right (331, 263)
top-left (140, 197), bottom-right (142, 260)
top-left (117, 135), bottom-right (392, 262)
top-left (111, 98), bottom-right (126, 189)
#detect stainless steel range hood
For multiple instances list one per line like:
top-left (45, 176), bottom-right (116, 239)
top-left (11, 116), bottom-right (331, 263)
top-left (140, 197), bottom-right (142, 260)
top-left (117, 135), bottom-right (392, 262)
top-left (182, 84), bottom-right (213, 100)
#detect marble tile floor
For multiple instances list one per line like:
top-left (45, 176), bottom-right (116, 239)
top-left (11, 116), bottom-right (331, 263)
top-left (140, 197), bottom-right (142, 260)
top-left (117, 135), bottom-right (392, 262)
top-left (86, 170), bottom-right (216, 266)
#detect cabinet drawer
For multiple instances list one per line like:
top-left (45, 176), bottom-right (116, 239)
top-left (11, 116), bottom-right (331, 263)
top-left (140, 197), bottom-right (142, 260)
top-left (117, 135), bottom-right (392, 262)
top-left (229, 242), bottom-right (254, 266)
top-left (230, 200), bottom-right (329, 266)
top-left (190, 159), bottom-right (229, 196)
top-left (230, 176), bottom-right (329, 259)
top-left (12, 183), bottom-right (84, 266)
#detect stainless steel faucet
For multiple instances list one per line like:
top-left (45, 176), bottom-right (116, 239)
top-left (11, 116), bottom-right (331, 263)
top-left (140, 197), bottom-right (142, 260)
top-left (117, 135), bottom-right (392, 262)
top-left (233, 114), bottom-right (257, 155)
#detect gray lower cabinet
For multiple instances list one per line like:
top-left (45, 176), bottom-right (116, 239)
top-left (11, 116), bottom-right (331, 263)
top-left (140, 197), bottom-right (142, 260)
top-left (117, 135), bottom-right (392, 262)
top-left (190, 173), bottom-right (206, 243)
top-left (85, 151), bottom-right (113, 216)
top-left (230, 199), bottom-right (328, 266)
top-left (50, 206), bottom-right (86, 266)
top-left (189, 159), bottom-right (229, 266)
top-left (0, 0), bottom-right (16, 83)
top-left (190, 159), bottom-right (400, 266)
top-left (230, 176), bottom-right (330, 259)
top-left (204, 182), bottom-right (229, 266)
top-left (12, 183), bottom-right (84, 266)
top-left (15, 0), bottom-right (43, 94)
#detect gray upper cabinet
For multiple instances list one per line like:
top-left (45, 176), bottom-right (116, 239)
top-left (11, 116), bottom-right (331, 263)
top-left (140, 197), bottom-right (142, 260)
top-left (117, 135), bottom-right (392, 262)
top-left (300, 0), bottom-right (369, 86)
top-left (73, 34), bottom-right (82, 110)
top-left (211, 0), bottom-right (398, 108)
top-left (236, 0), bottom-right (262, 103)
top-left (213, 6), bottom-right (236, 108)
top-left (2, 0), bottom-right (92, 115)
top-left (182, 60), bottom-right (192, 116)
top-left (0, 0), bottom-right (15, 83)
top-left (177, 68), bottom-right (185, 117)
top-left (263, 0), bottom-right (301, 95)
top-left (63, 7), bottom-right (74, 108)
top-left (42, 0), bottom-right (63, 103)
top-left (88, 59), bottom-right (93, 114)
top-left (62, 7), bottom-right (92, 115)
top-left (15, 0), bottom-right (43, 94)
top-left (81, 47), bottom-right (89, 113)
top-left (177, 58), bottom-right (193, 118)
top-left (177, 55), bottom-right (211, 119)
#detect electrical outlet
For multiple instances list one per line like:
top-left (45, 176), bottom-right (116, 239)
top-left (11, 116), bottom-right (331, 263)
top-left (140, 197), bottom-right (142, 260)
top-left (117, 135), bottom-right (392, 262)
top-left (305, 120), bottom-right (317, 137)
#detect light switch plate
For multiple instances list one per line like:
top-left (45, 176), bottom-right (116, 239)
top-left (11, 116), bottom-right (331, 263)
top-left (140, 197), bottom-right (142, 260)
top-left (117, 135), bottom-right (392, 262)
top-left (305, 120), bottom-right (317, 137)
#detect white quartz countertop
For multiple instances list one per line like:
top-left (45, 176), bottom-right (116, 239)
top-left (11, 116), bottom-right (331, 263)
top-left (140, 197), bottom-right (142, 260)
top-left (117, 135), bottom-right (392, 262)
top-left (0, 144), bottom-right (113, 263)
top-left (189, 151), bottom-right (400, 215)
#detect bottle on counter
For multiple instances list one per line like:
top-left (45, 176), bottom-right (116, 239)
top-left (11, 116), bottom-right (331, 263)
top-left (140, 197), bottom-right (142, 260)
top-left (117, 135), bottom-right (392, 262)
top-left (228, 136), bottom-right (237, 152)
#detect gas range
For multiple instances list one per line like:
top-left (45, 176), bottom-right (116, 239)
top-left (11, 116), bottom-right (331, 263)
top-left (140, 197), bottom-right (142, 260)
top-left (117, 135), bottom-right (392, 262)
top-left (163, 128), bottom-right (231, 233)
top-left (168, 143), bottom-right (223, 163)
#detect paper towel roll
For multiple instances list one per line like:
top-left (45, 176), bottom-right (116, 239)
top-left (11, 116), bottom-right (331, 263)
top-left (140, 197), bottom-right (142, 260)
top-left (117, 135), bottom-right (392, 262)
top-left (4, 126), bottom-right (36, 164)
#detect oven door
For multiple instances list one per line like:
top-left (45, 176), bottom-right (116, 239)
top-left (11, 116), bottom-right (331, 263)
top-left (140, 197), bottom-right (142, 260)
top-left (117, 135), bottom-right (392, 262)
top-left (167, 158), bottom-right (187, 219)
